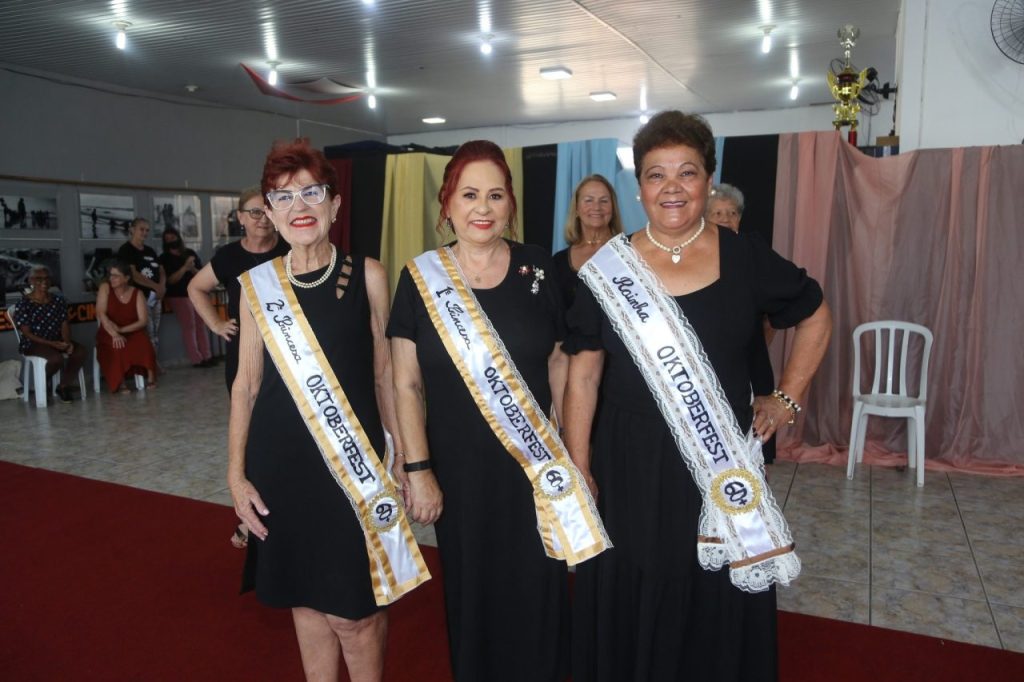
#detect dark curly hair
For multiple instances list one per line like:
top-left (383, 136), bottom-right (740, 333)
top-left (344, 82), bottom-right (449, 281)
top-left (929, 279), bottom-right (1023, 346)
top-left (632, 110), bottom-right (716, 181)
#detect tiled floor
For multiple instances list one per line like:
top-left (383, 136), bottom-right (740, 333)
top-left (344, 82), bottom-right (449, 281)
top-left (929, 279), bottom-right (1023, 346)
top-left (2, 367), bottom-right (1021, 652)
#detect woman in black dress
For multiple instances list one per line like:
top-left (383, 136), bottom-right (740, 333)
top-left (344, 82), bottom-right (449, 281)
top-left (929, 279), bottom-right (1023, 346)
top-left (388, 140), bottom-right (572, 681)
top-left (228, 140), bottom-right (401, 682)
top-left (564, 111), bottom-right (832, 681)
top-left (551, 174), bottom-right (624, 308)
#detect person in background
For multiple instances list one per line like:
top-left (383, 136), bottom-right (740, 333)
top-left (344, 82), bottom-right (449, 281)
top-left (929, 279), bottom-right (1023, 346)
top-left (706, 183), bottom-right (744, 233)
top-left (95, 260), bottom-right (157, 392)
top-left (160, 227), bottom-right (213, 368)
top-left (12, 266), bottom-right (87, 403)
top-left (707, 182), bottom-right (778, 465)
top-left (118, 218), bottom-right (166, 360)
top-left (189, 186), bottom-right (290, 394)
top-left (551, 174), bottom-right (624, 308)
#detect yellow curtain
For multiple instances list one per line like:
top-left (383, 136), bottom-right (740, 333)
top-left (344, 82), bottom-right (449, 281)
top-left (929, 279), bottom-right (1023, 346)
top-left (503, 147), bottom-right (524, 239)
top-left (379, 153), bottom-right (451, 293)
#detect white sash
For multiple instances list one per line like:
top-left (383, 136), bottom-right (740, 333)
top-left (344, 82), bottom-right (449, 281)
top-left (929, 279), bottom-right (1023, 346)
top-left (580, 235), bottom-right (799, 592)
top-left (240, 258), bottom-right (430, 605)
top-left (408, 248), bottom-right (610, 566)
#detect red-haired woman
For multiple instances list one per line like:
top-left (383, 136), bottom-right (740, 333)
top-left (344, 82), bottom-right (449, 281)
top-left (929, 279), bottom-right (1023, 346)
top-left (228, 139), bottom-right (413, 682)
top-left (389, 140), bottom-right (596, 681)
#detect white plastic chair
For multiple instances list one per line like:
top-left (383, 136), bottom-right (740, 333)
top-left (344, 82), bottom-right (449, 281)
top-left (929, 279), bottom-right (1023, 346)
top-left (6, 304), bottom-right (87, 407)
top-left (847, 321), bottom-right (934, 486)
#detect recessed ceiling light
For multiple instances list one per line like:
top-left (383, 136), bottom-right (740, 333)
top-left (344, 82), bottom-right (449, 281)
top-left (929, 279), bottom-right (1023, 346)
top-left (789, 80), bottom-right (800, 100)
top-left (639, 113), bottom-right (650, 124)
top-left (761, 25), bottom-right (775, 54)
top-left (368, 94), bottom-right (377, 110)
top-left (267, 61), bottom-right (280, 86)
top-left (589, 91), bottom-right (617, 102)
top-left (540, 66), bottom-right (572, 80)
top-left (184, 84), bottom-right (199, 93)
top-left (480, 35), bottom-right (493, 55)
top-left (113, 20), bottom-right (131, 50)
top-left (423, 117), bottom-right (446, 124)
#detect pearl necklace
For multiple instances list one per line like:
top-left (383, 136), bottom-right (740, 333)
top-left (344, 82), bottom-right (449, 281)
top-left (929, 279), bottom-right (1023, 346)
top-left (645, 217), bottom-right (705, 264)
top-left (286, 245), bottom-right (337, 289)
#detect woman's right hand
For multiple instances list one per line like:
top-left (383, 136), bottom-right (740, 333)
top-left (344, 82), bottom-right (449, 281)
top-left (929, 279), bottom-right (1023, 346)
top-left (578, 466), bottom-right (599, 503)
top-left (406, 470), bottom-right (443, 525)
top-left (214, 318), bottom-right (239, 341)
top-left (111, 332), bottom-right (127, 349)
top-left (230, 478), bottom-right (270, 541)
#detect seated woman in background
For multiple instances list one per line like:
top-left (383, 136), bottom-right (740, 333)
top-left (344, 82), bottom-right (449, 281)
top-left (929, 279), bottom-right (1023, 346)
top-left (552, 174), bottom-right (624, 308)
top-left (159, 226), bottom-right (213, 368)
top-left (12, 266), bottom-right (88, 403)
top-left (95, 260), bottom-right (157, 393)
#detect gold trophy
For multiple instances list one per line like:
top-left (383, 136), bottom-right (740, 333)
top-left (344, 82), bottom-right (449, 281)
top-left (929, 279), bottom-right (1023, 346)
top-left (827, 24), bottom-right (869, 144)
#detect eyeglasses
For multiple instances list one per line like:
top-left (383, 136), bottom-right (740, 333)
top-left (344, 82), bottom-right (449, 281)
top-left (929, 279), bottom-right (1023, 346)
top-left (238, 208), bottom-right (268, 220)
top-left (265, 183), bottom-right (331, 211)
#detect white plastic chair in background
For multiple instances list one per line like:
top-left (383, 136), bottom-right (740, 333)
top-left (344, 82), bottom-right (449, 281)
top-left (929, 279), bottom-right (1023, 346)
top-left (847, 321), bottom-right (934, 486)
top-left (6, 304), bottom-right (87, 407)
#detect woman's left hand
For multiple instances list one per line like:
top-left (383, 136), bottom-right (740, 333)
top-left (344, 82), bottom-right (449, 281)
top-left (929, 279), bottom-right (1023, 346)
top-left (752, 395), bottom-right (793, 440)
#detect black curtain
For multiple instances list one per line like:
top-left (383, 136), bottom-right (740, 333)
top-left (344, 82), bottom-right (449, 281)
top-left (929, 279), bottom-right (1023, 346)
top-left (720, 135), bottom-right (780, 246)
top-left (522, 144), bottom-right (558, 252)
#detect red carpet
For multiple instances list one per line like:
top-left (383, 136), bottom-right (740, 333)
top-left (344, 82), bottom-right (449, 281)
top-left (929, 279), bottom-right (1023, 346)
top-left (2, 460), bottom-right (1023, 681)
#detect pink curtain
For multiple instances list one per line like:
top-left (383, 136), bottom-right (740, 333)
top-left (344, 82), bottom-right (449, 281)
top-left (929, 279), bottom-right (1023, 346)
top-left (772, 132), bottom-right (1024, 475)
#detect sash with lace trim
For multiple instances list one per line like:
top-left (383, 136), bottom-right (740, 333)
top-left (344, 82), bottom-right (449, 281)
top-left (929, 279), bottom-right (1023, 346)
top-left (240, 258), bottom-right (430, 605)
top-left (579, 235), bottom-right (799, 592)
top-left (407, 248), bottom-right (610, 565)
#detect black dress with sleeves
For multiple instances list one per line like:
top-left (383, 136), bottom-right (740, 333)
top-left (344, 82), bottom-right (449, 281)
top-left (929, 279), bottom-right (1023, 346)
top-left (566, 228), bottom-right (822, 682)
top-left (387, 240), bottom-right (570, 682)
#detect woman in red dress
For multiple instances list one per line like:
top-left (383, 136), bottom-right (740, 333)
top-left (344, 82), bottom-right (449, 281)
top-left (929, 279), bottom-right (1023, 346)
top-left (96, 259), bottom-right (157, 392)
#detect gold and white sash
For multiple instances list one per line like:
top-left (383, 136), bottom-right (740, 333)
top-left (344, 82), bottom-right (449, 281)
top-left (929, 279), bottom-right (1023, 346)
top-left (579, 235), bottom-right (799, 592)
top-left (240, 258), bottom-right (430, 605)
top-left (407, 248), bottom-right (610, 566)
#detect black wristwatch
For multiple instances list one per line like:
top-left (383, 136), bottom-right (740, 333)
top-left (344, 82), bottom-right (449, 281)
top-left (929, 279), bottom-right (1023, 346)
top-left (403, 459), bottom-right (432, 473)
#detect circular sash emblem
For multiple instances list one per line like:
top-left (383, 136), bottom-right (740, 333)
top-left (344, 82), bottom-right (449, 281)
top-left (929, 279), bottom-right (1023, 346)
top-left (364, 490), bottom-right (402, 532)
top-left (709, 468), bottom-right (763, 516)
top-left (537, 461), bottom-right (575, 501)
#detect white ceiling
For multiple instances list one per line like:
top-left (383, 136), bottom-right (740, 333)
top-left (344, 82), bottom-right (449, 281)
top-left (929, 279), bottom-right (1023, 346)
top-left (0, 0), bottom-right (901, 137)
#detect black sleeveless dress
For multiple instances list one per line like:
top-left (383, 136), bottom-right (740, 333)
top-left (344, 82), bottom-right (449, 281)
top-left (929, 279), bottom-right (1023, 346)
top-left (242, 254), bottom-right (384, 620)
top-left (566, 229), bottom-right (822, 682)
top-left (387, 241), bottom-right (570, 682)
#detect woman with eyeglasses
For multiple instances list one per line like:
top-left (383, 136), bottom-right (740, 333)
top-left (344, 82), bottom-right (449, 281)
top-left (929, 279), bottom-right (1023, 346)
top-left (228, 139), bottom-right (424, 682)
top-left (11, 265), bottom-right (87, 403)
top-left (95, 259), bottom-right (158, 392)
top-left (189, 186), bottom-right (290, 394)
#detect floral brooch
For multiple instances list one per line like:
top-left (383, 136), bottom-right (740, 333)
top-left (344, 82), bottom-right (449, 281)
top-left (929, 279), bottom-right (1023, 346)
top-left (518, 265), bottom-right (545, 295)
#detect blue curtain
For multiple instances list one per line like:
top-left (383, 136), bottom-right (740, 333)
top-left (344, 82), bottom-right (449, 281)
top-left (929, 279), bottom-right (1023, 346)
top-left (551, 139), bottom-right (620, 253)
top-left (614, 169), bottom-right (647, 234)
top-left (713, 136), bottom-right (725, 184)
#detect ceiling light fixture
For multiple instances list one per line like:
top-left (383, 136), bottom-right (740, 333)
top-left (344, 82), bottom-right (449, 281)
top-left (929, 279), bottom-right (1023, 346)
top-left (639, 113), bottom-right (650, 124)
top-left (184, 84), bottom-right (199, 93)
top-left (362, 0), bottom-right (375, 6)
top-left (423, 117), bottom-right (446, 124)
top-left (480, 35), bottom-right (493, 55)
top-left (761, 25), bottom-right (775, 54)
top-left (540, 66), bottom-right (573, 80)
top-left (368, 94), bottom-right (377, 110)
top-left (589, 91), bottom-right (617, 102)
top-left (267, 61), bottom-right (280, 86)
top-left (789, 80), bottom-right (800, 100)
top-left (113, 20), bottom-right (131, 50)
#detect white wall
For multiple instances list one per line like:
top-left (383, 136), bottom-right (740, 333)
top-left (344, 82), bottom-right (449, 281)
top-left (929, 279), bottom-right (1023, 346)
top-left (0, 65), bottom-right (379, 189)
top-left (388, 101), bottom-right (897, 149)
top-left (898, 0), bottom-right (1024, 151)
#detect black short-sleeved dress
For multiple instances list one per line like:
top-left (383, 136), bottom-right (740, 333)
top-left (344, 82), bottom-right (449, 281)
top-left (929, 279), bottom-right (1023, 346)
top-left (552, 247), bottom-right (579, 309)
top-left (242, 254), bottom-right (383, 620)
top-left (567, 228), bottom-right (822, 682)
top-left (387, 241), bottom-right (570, 682)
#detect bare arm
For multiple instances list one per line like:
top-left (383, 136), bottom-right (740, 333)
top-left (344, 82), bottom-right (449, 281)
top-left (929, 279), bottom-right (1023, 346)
top-left (129, 264), bottom-right (161, 293)
top-left (391, 336), bottom-right (443, 524)
top-left (365, 259), bottom-right (402, 454)
top-left (188, 263), bottom-right (237, 341)
top-left (95, 283), bottom-right (121, 337)
top-left (752, 300), bottom-right (833, 440)
top-left (166, 255), bottom-right (196, 284)
top-left (548, 342), bottom-right (568, 427)
top-left (564, 348), bottom-right (605, 497)
top-left (227, 300), bottom-right (270, 539)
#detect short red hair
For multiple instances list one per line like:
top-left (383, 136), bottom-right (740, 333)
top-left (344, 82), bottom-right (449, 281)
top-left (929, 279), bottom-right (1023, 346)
top-left (436, 140), bottom-right (518, 235)
top-left (260, 138), bottom-right (338, 207)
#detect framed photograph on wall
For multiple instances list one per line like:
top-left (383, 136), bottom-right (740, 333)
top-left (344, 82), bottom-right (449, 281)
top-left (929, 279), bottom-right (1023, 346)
top-left (211, 195), bottom-right (242, 248)
top-left (152, 194), bottom-right (201, 247)
top-left (1, 247), bottom-right (62, 297)
top-left (79, 193), bottom-right (136, 239)
top-left (1, 194), bottom-right (59, 232)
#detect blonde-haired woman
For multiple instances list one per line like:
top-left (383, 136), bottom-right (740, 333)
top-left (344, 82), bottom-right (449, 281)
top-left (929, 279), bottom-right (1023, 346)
top-left (551, 174), bottom-right (624, 307)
